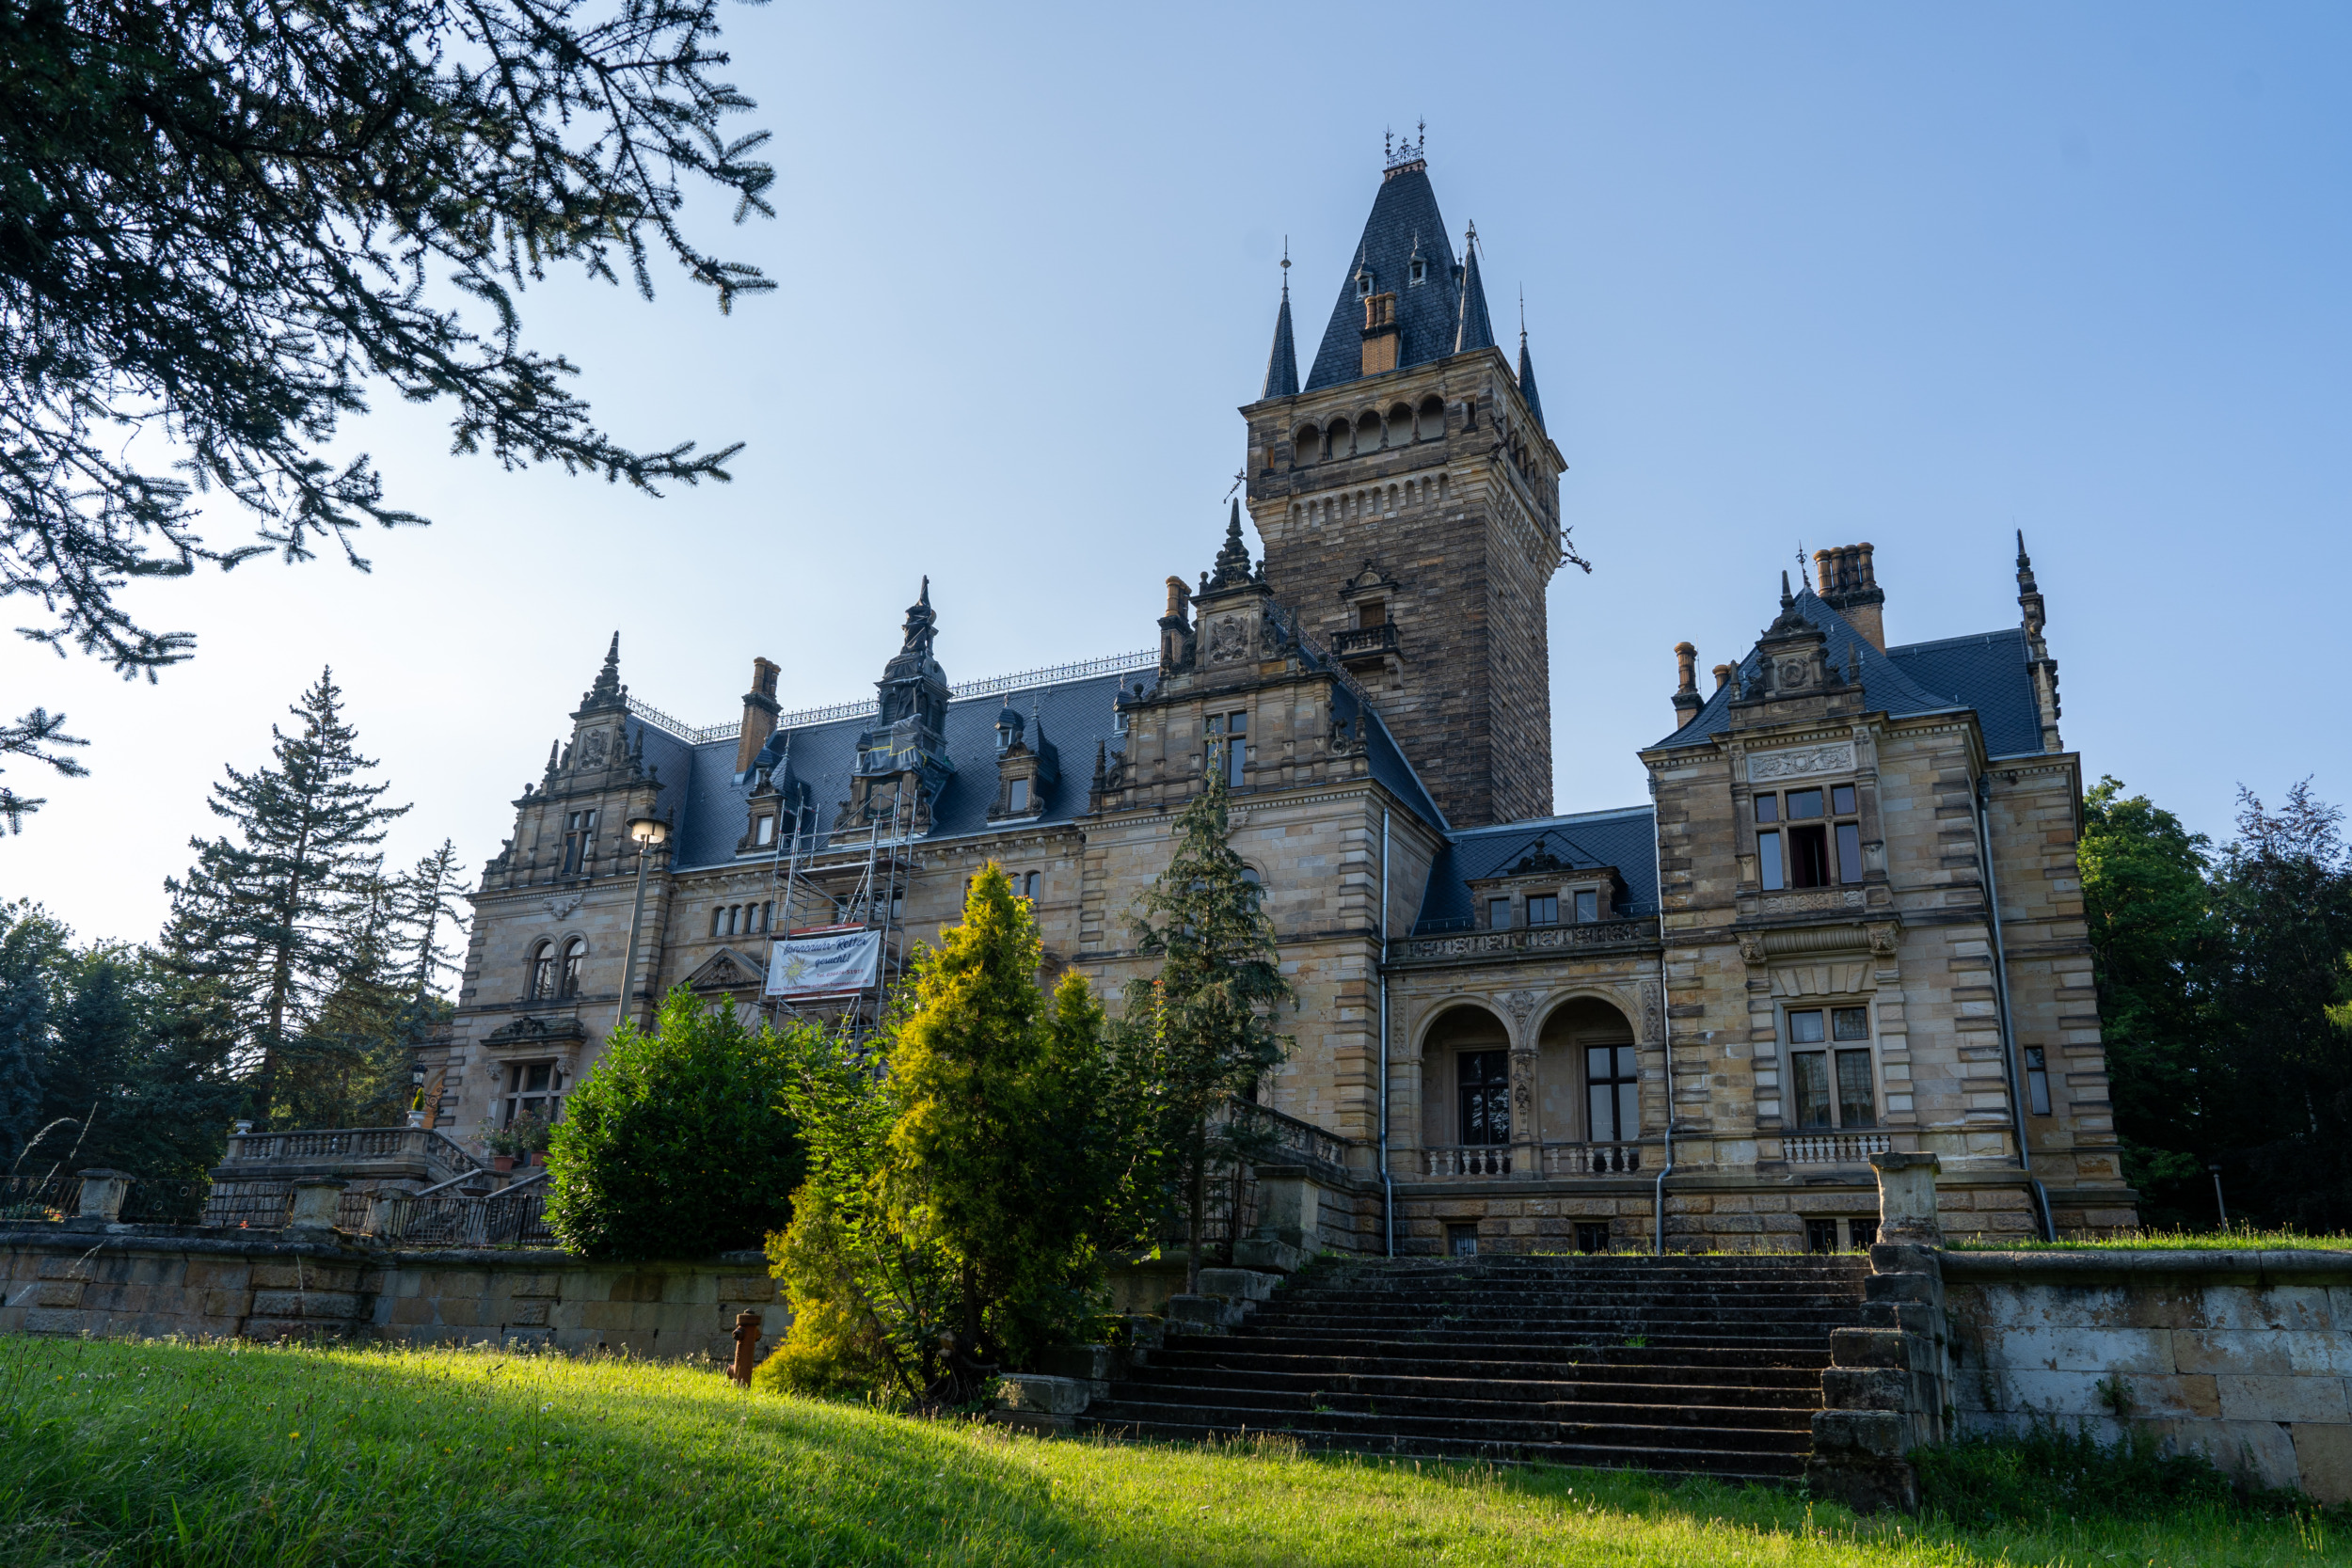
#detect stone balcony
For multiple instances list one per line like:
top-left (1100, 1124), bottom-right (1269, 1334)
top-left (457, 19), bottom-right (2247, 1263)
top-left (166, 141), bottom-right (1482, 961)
top-left (1387, 916), bottom-right (1661, 970)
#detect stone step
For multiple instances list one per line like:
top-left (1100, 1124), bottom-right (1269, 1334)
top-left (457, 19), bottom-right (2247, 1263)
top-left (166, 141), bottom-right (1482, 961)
top-left (1124, 1365), bottom-right (1825, 1406)
top-left (1107, 1382), bottom-right (1819, 1430)
top-left (1151, 1343), bottom-right (1834, 1379)
top-left (1245, 1306), bottom-right (1862, 1330)
top-left (1210, 1328), bottom-right (1841, 1357)
top-left (1072, 1412), bottom-right (1812, 1480)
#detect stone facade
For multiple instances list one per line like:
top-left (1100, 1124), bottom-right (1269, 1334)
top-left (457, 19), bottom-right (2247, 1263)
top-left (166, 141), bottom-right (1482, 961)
top-left (421, 147), bottom-right (2135, 1253)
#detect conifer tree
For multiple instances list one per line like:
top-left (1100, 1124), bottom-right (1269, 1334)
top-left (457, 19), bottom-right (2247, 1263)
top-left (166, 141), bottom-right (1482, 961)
top-left (1125, 774), bottom-right (1292, 1293)
top-left (0, 903), bottom-right (67, 1166)
top-left (882, 864), bottom-right (1138, 1368)
top-left (278, 863), bottom-right (412, 1128)
top-left (162, 669), bottom-right (408, 1119)
top-left (393, 839), bottom-right (469, 1001)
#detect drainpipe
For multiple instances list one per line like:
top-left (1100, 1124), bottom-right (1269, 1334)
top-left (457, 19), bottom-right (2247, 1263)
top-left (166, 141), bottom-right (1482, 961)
top-left (1379, 807), bottom-right (1395, 1258)
top-left (1649, 771), bottom-right (1677, 1256)
top-left (1977, 772), bottom-right (2055, 1242)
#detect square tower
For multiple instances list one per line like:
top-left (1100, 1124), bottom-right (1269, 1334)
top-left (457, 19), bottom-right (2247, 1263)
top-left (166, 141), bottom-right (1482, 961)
top-left (1241, 147), bottom-right (1566, 829)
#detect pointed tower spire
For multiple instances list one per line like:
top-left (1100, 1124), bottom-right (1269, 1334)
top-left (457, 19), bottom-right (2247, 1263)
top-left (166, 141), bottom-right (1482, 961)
top-left (1516, 290), bottom-right (1547, 431)
top-left (1262, 242), bottom-right (1299, 399)
top-left (1206, 498), bottom-right (1255, 592)
top-left (577, 630), bottom-right (627, 714)
top-left (1454, 223), bottom-right (1495, 354)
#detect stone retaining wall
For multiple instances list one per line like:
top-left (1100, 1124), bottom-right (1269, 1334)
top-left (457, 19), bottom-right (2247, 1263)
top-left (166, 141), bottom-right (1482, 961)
top-left (1942, 1249), bottom-right (2352, 1505)
top-left (0, 1227), bottom-right (784, 1361)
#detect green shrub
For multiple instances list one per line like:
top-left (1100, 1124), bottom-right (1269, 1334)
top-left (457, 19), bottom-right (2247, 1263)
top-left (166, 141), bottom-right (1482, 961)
top-left (1915, 1423), bottom-right (2331, 1523)
top-left (544, 988), bottom-right (805, 1260)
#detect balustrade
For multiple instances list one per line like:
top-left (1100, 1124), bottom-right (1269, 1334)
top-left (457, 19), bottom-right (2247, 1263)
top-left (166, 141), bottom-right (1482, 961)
top-left (1783, 1132), bottom-right (1890, 1164)
top-left (1422, 1147), bottom-right (1511, 1178)
top-left (1541, 1143), bottom-right (1646, 1177)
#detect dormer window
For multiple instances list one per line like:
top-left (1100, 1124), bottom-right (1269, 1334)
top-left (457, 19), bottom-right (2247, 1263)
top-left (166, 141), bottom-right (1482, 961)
top-left (1356, 271), bottom-right (1374, 298)
top-left (1487, 897), bottom-right (1511, 929)
top-left (1574, 889), bottom-right (1599, 923)
top-left (1409, 257), bottom-right (1426, 285)
top-left (1009, 778), bottom-right (1029, 814)
top-left (754, 815), bottom-right (776, 847)
top-left (1527, 894), bottom-right (1559, 927)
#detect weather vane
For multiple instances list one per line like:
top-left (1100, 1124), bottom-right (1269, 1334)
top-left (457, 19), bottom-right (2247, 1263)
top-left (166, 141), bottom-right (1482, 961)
top-left (1223, 467), bottom-right (1246, 503)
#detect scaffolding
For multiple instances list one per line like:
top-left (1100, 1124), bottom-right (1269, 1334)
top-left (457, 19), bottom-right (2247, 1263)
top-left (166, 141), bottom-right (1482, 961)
top-left (757, 790), bottom-right (921, 1038)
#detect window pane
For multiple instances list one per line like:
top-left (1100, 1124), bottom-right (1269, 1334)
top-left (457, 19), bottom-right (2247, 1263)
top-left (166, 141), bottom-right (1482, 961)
top-left (1835, 1050), bottom-right (1877, 1128)
top-left (1759, 831), bottom-right (1785, 890)
top-left (1832, 1006), bottom-right (1869, 1041)
top-left (1009, 779), bottom-right (1028, 812)
top-left (1789, 824), bottom-right (1830, 887)
top-left (1836, 821), bottom-right (1864, 883)
top-left (1755, 794), bottom-right (1779, 825)
top-left (1615, 1082), bottom-right (1639, 1142)
top-left (1575, 890), bottom-right (1597, 923)
top-left (1228, 741), bottom-right (1245, 786)
top-left (1488, 898), bottom-right (1512, 929)
top-left (1459, 1050), bottom-right (1510, 1145)
top-left (1832, 784), bottom-right (1857, 815)
top-left (1230, 712), bottom-right (1247, 735)
top-left (1205, 715), bottom-right (1223, 736)
top-left (1528, 895), bottom-right (1558, 926)
top-left (1586, 1045), bottom-right (1613, 1079)
top-left (525, 1064), bottom-right (550, 1092)
top-left (1788, 788), bottom-right (1823, 819)
top-left (1792, 1053), bottom-right (1833, 1129)
top-left (1589, 1084), bottom-right (1613, 1141)
top-left (2026, 1045), bottom-right (2052, 1116)
top-left (1789, 1009), bottom-right (1825, 1044)
top-left (1613, 1045), bottom-right (1637, 1079)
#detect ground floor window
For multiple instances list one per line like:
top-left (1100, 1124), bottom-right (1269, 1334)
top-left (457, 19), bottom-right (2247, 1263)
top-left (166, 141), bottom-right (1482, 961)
top-left (1788, 1005), bottom-right (1877, 1131)
top-left (1574, 1222), bottom-right (1610, 1255)
top-left (1447, 1224), bottom-right (1479, 1257)
top-left (501, 1061), bottom-right (564, 1128)
top-left (1805, 1217), bottom-right (1877, 1254)
top-left (1457, 1050), bottom-right (1510, 1146)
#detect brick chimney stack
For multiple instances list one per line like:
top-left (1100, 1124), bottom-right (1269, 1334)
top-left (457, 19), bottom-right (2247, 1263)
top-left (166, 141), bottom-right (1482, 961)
top-left (1672, 641), bottom-right (1703, 728)
top-left (1812, 543), bottom-right (1886, 651)
top-left (734, 656), bottom-right (782, 773)
top-left (1712, 662), bottom-right (1733, 691)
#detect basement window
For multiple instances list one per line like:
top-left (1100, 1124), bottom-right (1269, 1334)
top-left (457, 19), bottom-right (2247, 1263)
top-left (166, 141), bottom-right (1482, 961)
top-left (2025, 1046), bottom-right (2053, 1116)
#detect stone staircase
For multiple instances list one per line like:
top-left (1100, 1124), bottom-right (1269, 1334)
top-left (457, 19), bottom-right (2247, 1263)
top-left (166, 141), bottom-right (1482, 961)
top-left (1078, 1254), bottom-right (1869, 1481)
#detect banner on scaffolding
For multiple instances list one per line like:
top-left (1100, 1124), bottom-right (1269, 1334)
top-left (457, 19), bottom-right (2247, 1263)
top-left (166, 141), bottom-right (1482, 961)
top-left (764, 927), bottom-right (882, 998)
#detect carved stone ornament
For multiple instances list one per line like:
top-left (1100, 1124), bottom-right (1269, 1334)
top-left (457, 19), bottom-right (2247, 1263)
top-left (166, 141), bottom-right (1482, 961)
top-left (1760, 889), bottom-right (1867, 916)
top-left (483, 1014), bottom-right (588, 1049)
top-left (1205, 617), bottom-right (1248, 664)
top-left (582, 729), bottom-right (609, 767)
top-left (1511, 1050), bottom-right (1535, 1114)
top-left (542, 894), bottom-right (584, 923)
top-left (1737, 935), bottom-right (1766, 964)
top-left (1327, 717), bottom-right (1362, 756)
top-left (1776, 659), bottom-right (1810, 690)
top-left (1746, 741), bottom-right (1854, 784)
top-left (1493, 989), bottom-right (1543, 1035)
top-left (1867, 922), bottom-right (1900, 957)
top-left (1640, 982), bottom-right (1664, 1043)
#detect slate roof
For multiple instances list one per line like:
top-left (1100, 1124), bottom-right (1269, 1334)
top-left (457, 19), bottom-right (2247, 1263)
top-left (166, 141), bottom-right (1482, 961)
top-left (1518, 336), bottom-right (1546, 430)
top-left (1304, 166), bottom-right (1465, 392)
top-left (1646, 592), bottom-right (2013, 756)
top-left (1263, 280), bottom-right (1299, 400)
top-left (631, 658), bottom-right (1448, 877)
top-left (1412, 805), bottom-right (1661, 933)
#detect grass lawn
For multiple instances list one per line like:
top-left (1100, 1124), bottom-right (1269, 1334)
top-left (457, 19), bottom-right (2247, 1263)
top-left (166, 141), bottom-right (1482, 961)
top-left (1, 1338), bottom-right (2342, 1566)
top-left (1947, 1229), bottom-right (2352, 1252)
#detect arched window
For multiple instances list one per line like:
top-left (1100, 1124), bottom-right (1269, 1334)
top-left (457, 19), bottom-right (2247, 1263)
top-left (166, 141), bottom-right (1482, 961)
top-left (527, 942), bottom-right (554, 1002)
top-left (558, 938), bottom-right (586, 999)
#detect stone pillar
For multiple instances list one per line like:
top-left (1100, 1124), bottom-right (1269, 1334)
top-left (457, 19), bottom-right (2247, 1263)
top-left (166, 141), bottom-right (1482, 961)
top-left (1509, 1048), bottom-right (1539, 1180)
top-left (364, 1189), bottom-right (408, 1243)
top-left (1870, 1151), bottom-right (1943, 1244)
top-left (74, 1169), bottom-right (131, 1226)
top-left (286, 1179), bottom-right (349, 1233)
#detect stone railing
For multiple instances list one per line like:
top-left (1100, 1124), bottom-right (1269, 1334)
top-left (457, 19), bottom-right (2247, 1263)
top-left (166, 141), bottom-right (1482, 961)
top-left (1422, 1146), bottom-right (1512, 1179)
top-left (222, 1127), bottom-right (483, 1179)
top-left (1391, 917), bottom-right (1660, 965)
top-left (1785, 1132), bottom-right (1891, 1164)
top-left (1329, 623), bottom-right (1400, 658)
top-left (1221, 1099), bottom-right (1354, 1171)
top-left (1540, 1141), bottom-right (1648, 1177)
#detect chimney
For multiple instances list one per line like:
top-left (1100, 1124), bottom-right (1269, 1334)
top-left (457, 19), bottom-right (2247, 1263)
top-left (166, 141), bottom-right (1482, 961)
top-left (734, 656), bottom-right (782, 773)
top-left (1812, 542), bottom-right (1886, 651)
top-left (1672, 641), bottom-right (1703, 728)
top-left (1711, 662), bottom-right (1733, 691)
top-left (1360, 292), bottom-right (1400, 376)
top-left (1158, 575), bottom-right (1193, 671)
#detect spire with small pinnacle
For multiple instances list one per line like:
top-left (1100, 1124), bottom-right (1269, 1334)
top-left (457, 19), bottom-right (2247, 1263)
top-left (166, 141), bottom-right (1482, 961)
top-left (1263, 243), bottom-right (1299, 400)
top-left (1454, 223), bottom-right (1495, 354)
top-left (577, 631), bottom-right (628, 715)
top-left (1516, 289), bottom-right (1546, 430)
top-left (1206, 499), bottom-right (1256, 592)
top-left (2016, 530), bottom-right (2048, 646)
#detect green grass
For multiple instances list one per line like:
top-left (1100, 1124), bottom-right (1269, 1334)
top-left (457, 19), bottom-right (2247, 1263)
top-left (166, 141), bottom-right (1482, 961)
top-left (1948, 1228), bottom-right (2352, 1252)
top-left (1, 1337), bottom-right (2344, 1566)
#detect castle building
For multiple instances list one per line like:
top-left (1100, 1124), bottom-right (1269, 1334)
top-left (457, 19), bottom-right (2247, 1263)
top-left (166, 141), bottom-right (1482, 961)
top-left (429, 140), bottom-right (2137, 1250)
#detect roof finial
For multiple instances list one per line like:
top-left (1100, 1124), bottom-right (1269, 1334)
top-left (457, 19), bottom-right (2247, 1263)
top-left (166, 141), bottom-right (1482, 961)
top-left (1518, 285), bottom-right (1526, 346)
top-left (1780, 569), bottom-right (1794, 611)
top-left (1280, 236), bottom-right (1290, 299)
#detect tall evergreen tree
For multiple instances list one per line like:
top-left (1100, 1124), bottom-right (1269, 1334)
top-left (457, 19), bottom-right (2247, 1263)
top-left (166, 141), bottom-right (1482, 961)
top-left (1125, 774), bottom-right (1292, 1293)
top-left (0, 902), bottom-right (68, 1167)
top-left (162, 668), bottom-right (407, 1119)
top-left (882, 864), bottom-right (1139, 1368)
top-left (278, 862), bottom-right (412, 1128)
top-left (393, 839), bottom-right (469, 1001)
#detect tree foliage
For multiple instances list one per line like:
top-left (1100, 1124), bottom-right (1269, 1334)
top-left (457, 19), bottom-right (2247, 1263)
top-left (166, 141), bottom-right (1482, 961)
top-left (1124, 774), bottom-right (1292, 1292)
top-left (160, 667), bottom-right (407, 1117)
top-left (546, 987), bottom-right (803, 1262)
top-left (0, 0), bottom-right (774, 822)
top-left (2085, 776), bottom-right (2352, 1227)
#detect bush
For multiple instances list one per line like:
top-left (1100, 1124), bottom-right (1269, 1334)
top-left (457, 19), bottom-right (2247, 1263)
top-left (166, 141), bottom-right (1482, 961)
top-left (1915, 1423), bottom-right (2331, 1523)
top-left (755, 1184), bottom-right (914, 1398)
top-left (544, 989), bottom-right (805, 1260)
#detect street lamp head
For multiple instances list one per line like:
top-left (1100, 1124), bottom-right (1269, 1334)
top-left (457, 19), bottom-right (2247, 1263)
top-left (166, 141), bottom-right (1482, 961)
top-left (628, 813), bottom-right (669, 847)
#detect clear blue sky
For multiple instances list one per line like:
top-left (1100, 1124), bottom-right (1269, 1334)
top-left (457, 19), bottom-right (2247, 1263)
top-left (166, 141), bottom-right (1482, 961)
top-left (8, 2), bottom-right (2348, 944)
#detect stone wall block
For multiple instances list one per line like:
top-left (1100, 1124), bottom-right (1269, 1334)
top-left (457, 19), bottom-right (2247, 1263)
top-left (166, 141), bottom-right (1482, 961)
top-left (2217, 1374), bottom-right (2351, 1426)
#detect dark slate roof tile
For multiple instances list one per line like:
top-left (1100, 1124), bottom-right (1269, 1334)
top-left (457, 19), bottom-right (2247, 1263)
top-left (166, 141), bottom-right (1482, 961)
top-left (1305, 166), bottom-right (1463, 393)
top-left (1413, 805), bottom-right (1660, 931)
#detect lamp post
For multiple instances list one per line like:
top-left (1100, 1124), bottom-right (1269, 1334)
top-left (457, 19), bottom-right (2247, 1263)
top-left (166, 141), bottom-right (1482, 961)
top-left (2209, 1163), bottom-right (2229, 1230)
top-left (613, 812), bottom-right (670, 1035)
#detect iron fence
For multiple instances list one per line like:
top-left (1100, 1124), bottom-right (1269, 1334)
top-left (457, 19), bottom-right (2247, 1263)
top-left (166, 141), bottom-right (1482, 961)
top-left (0, 1174), bottom-right (80, 1224)
top-left (119, 1178), bottom-right (210, 1226)
top-left (376, 1182), bottom-right (554, 1248)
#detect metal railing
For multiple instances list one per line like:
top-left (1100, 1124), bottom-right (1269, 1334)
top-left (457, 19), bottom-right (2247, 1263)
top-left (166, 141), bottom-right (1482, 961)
top-left (1784, 1132), bottom-right (1891, 1164)
top-left (119, 1178), bottom-right (210, 1226)
top-left (1330, 623), bottom-right (1400, 658)
top-left (199, 1189), bottom-right (294, 1227)
top-left (0, 1174), bottom-right (81, 1224)
top-left (374, 1179), bottom-right (553, 1248)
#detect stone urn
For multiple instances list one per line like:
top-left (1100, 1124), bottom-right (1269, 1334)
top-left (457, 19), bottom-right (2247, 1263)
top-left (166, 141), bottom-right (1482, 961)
top-left (405, 1109), bottom-right (427, 1130)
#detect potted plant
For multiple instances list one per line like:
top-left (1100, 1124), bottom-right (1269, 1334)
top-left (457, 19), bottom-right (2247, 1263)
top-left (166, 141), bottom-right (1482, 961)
top-left (514, 1112), bottom-right (554, 1167)
top-left (405, 1090), bottom-right (428, 1131)
top-left (486, 1114), bottom-right (550, 1172)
